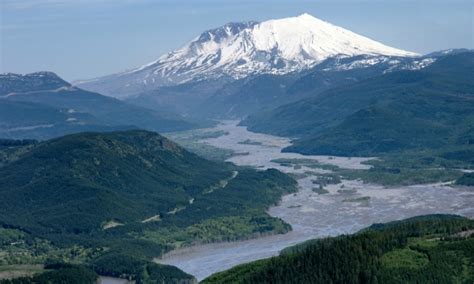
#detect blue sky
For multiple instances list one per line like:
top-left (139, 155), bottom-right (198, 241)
top-left (1, 0), bottom-right (473, 81)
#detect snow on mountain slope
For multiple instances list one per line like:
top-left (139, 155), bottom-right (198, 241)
top-left (76, 13), bottom-right (418, 98)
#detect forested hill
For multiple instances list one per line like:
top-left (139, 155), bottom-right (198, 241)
top-left (0, 130), bottom-right (296, 283)
top-left (285, 52), bottom-right (474, 157)
top-left (203, 215), bottom-right (474, 284)
top-left (0, 130), bottom-right (231, 234)
top-left (243, 52), bottom-right (474, 157)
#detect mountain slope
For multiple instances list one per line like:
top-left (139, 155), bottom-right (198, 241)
top-left (0, 72), bottom-right (193, 139)
top-left (77, 13), bottom-right (417, 98)
top-left (283, 52), bottom-right (474, 156)
top-left (242, 52), bottom-right (474, 154)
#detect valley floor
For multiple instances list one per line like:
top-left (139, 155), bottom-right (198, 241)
top-left (158, 120), bottom-right (474, 281)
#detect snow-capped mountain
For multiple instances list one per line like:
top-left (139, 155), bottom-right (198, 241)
top-left (76, 13), bottom-right (418, 98)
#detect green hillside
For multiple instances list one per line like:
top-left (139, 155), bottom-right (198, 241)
top-left (285, 53), bottom-right (474, 157)
top-left (0, 130), bottom-right (296, 282)
top-left (244, 52), bottom-right (474, 141)
top-left (0, 130), bottom-right (229, 233)
top-left (203, 215), bottom-right (474, 284)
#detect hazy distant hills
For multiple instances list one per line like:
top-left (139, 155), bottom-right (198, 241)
top-left (0, 72), bottom-right (194, 139)
top-left (0, 100), bottom-right (133, 140)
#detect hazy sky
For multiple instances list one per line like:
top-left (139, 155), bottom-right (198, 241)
top-left (1, 0), bottom-right (473, 81)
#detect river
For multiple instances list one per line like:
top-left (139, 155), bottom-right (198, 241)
top-left (158, 120), bottom-right (474, 281)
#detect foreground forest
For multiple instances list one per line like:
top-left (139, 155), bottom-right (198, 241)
top-left (204, 215), bottom-right (474, 283)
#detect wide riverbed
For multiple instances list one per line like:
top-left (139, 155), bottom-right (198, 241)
top-left (158, 120), bottom-right (474, 281)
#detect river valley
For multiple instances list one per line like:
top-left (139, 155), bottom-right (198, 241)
top-left (158, 120), bottom-right (474, 281)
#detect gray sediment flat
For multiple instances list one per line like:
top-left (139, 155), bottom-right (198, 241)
top-left (157, 120), bottom-right (474, 281)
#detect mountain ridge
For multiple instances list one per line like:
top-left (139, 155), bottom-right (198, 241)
top-left (0, 72), bottom-right (70, 96)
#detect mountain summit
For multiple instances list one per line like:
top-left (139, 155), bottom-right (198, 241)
top-left (77, 13), bottom-right (418, 98)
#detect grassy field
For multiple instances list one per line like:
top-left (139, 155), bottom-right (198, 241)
top-left (0, 265), bottom-right (45, 280)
